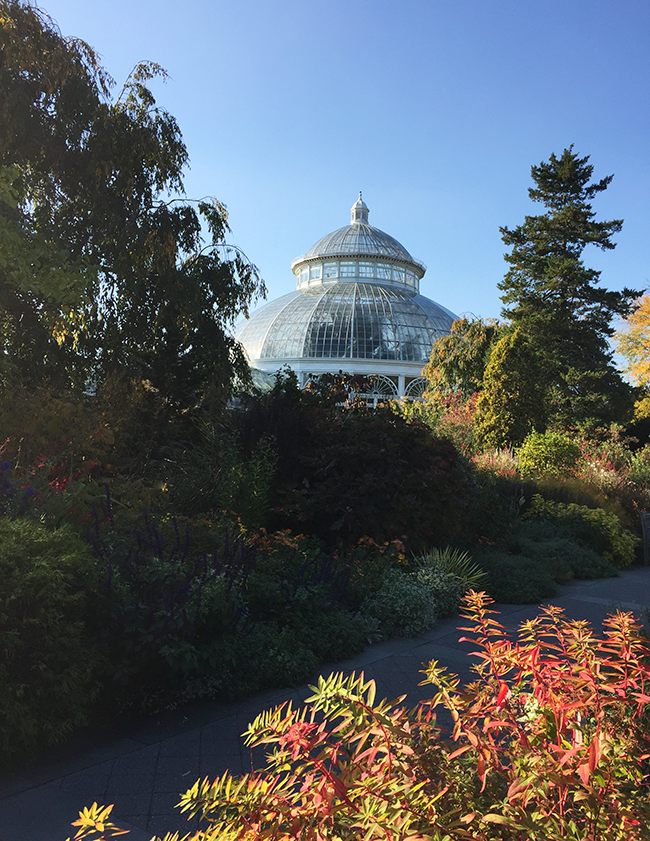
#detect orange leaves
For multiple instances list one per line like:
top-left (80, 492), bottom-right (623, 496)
top-left (66, 803), bottom-right (130, 840)
top-left (614, 294), bottom-right (650, 387)
top-left (71, 595), bottom-right (650, 841)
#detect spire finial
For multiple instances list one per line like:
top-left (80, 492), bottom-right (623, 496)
top-left (351, 192), bottom-right (369, 224)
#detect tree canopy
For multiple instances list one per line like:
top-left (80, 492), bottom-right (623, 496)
top-left (475, 326), bottom-right (546, 448)
top-left (0, 1), bottom-right (265, 405)
top-left (614, 295), bottom-right (650, 388)
top-left (423, 315), bottom-right (504, 397)
top-left (498, 146), bottom-right (637, 427)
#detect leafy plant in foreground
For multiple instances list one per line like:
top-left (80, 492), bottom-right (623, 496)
top-left (69, 591), bottom-right (650, 840)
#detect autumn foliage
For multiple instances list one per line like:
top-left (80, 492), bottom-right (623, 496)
top-left (69, 592), bottom-right (650, 840)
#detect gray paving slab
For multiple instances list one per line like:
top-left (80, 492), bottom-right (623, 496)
top-left (1, 565), bottom-right (648, 841)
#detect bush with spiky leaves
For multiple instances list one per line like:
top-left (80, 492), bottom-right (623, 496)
top-left (68, 592), bottom-right (650, 841)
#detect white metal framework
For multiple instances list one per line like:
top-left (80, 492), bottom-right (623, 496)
top-left (235, 195), bottom-right (457, 399)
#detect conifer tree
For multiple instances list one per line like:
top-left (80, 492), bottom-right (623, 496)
top-left (475, 327), bottom-right (545, 448)
top-left (499, 147), bottom-right (637, 427)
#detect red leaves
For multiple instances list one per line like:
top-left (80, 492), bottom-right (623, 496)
top-left (495, 682), bottom-right (509, 710)
top-left (179, 598), bottom-right (650, 841)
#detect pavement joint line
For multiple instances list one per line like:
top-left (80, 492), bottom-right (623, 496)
top-left (564, 595), bottom-right (647, 611)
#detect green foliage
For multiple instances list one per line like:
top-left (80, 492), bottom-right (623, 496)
top-left (512, 518), bottom-right (619, 581)
top-left (629, 444), bottom-right (650, 488)
top-left (360, 548), bottom-right (473, 638)
top-left (85, 513), bottom-right (370, 710)
top-left (0, 518), bottom-right (100, 765)
top-left (475, 327), bottom-right (546, 448)
top-left (415, 545), bottom-right (487, 593)
top-left (233, 381), bottom-right (471, 552)
top-left (361, 568), bottom-right (441, 637)
top-left (499, 146), bottom-right (636, 427)
top-left (423, 315), bottom-right (504, 396)
top-left (473, 549), bottom-right (558, 604)
top-left (0, 0), bottom-right (264, 405)
top-left (517, 429), bottom-right (581, 477)
top-left (525, 493), bottom-right (639, 568)
top-left (77, 593), bottom-right (650, 840)
top-left (170, 419), bottom-right (278, 529)
top-left (398, 390), bottom-right (480, 456)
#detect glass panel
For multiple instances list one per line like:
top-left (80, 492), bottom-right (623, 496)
top-left (323, 262), bottom-right (338, 278)
top-left (339, 262), bottom-right (356, 277)
top-left (376, 264), bottom-right (391, 279)
top-left (305, 286), bottom-right (354, 358)
top-left (392, 267), bottom-right (405, 283)
top-left (309, 265), bottom-right (322, 280)
top-left (260, 293), bottom-right (321, 358)
top-left (300, 267), bottom-right (308, 284)
top-left (236, 293), bottom-right (300, 360)
top-left (358, 262), bottom-right (374, 277)
top-left (238, 285), bottom-right (457, 366)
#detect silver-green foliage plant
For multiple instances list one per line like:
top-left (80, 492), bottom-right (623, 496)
top-left (362, 549), bottom-right (472, 637)
top-left (416, 545), bottom-right (487, 593)
top-left (361, 568), bottom-right (439, 638)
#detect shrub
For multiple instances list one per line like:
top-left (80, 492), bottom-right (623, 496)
top-left (512, 518), bottom-right (619, 582)
top-left (87, 511), bottom-right (256, 709)
top-left (0, 519), bottom-right (101, 765)
top-left (168, 419), bottom-right (278, 529)
top-left (525, 493), bottom-right (639, 567)
top-left (629, 444), bottom-right (650, 488)
top-left (361, 568), bottom-right (440, 638)
top-left (86, 512), bottom-right (369, 710)
top-left (74, 592), bottom-right (650, 840)
top-left (516, 429), bottom-right (581, 477)
top-left (232, 385), bottom-right (471, 552)
top-left (399, 391), bottom-right (481, 456)
top-left (361, 557), bottom-right (466, 637)
top-left (472, 549), bottom-right (558, 603)
top-left (413, 546), bottom-right (486, 613)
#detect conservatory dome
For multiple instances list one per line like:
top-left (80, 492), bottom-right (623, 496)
top-left (235, 195), bottom-right (457, 400)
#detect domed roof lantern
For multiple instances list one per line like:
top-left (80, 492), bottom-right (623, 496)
top-left (351, 192), bottom-right (369, 224)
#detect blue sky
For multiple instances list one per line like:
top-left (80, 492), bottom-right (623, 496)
top-left (41, 0), bottom-right (649, 324)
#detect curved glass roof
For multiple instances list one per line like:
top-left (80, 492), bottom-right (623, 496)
top-left (300, 224), bottom-right (416, 264)
top-left (291, 194), bottom-right (424, 276)
top-left (236, 196), bottom-right (457, 376)
top-left (236, 283), bottom-right (456, 364)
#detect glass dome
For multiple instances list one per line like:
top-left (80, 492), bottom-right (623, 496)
top-left (237, 283), bottom-right (455, 363)
top-left (235, 195), bottom-right (457, 398)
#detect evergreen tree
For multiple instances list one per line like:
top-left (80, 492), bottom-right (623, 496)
top-left (499, 146), bottom-right (637, 427)
top-left (475, 327), bottom-right (546, 448)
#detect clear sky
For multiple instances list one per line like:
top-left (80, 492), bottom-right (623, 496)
top-left (38, 0), bottom-right (649, 324)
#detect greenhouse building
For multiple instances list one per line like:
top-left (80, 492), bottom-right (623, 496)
top-left (235, 194), bottom-right (457, 400)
